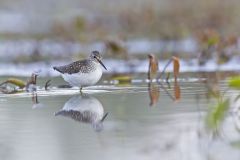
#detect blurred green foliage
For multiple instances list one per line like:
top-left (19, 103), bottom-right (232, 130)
top-left (228, 76), bottom-right (240, 89)
top-left (231, 141), bottom-right (240, 149)
top-left (206, 99), bottom-right (229, 131)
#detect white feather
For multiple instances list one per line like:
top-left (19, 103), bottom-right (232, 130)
top-left (61, 64), bottom-right (102, 87)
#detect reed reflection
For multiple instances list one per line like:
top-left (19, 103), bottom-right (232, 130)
top-left (147, 53), bottom-right (181, 106)
top-left (148, 79), bottom-right (181, 107)
top-left (148, 83), bottom-right (160, 107)
top-left (31, 93), bottom-right (46, 109)
top-left (55, 94), bottom-right (108, 132)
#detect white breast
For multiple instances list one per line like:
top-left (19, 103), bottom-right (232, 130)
top-left (61, 65), bottom-right (102, 87)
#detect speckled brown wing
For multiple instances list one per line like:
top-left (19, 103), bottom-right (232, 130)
top-left (53, 60), bottom-right (96, 74)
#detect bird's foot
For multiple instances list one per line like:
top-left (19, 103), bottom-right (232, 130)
top-left (80, 87), bottom-right (83, 95)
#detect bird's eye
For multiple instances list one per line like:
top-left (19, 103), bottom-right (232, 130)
top-left (93, 56), bottom-right (96, 58)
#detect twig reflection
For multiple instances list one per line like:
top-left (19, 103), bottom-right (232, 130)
top-left (148, 83), bottom-right (160, 106)
top-left (148, 79), bottom-right (181, 107)
top-left (31, 93), bottom-right (45, 109)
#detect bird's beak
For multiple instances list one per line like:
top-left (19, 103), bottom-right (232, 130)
top-left (97, 58), bottom-right (107, 70)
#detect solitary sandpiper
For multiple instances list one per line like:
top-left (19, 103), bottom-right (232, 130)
top-left (53, 51), bottom-right (107, 91)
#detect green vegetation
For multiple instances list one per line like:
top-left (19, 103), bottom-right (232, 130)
top-left (228, 76), bottom-right (240, 89)
top-left (206, 99), bottom-right (229, 131)
top-left (205, 74), bottom-right (240, 137)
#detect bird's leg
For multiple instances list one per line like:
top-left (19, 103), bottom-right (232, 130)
top-left (80, 87), bottom-right (83, 95)
top-left (148, 62), bottom-right (151, 81)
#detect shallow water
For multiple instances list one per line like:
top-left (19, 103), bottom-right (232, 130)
top-left (0, 74), bottom-right (240, 160)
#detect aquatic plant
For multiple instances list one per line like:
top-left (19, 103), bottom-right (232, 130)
top-left (110, 74), bottom-right (132, 85)
top-left (205, 75), bottom-right (240, 139)
top-left (45, 80), bottom-right (51, 91)
top-left (157, 56), bottom-right (180, 80)
top-left (147, 54), bottom-right (159, 80)
top-left (26, 73), bottom-right (37, 92)
top-left (172, 56), bottom-right (180, 81)
top-left (206, 99), bottom-right (229, 132)
top-left (228, 76), bottom-right (240, 89)
top-left (0, 78), bottom-right (26, 89)
top-left (197, 29), bottom-right (238, 65)
top-left (0, 73), bottom-right (38, 94)
top-left (105, 38), bottom-right (128, 59)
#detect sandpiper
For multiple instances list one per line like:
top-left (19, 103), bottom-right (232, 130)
top-left (53, 51), bottom-right (107, 91)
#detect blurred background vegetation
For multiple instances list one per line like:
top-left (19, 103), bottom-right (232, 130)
top-left (0, 0), bottom-right (240, 67)
top-left (0, 0), bottom-right (239, 40)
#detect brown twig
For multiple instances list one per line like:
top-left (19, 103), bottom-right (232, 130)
top-left (45, 80), bottom-right (51, 91)
top-left (157, 58), bottom-right (173, 80)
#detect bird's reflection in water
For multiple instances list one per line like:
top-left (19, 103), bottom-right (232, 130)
top-left (55, 94), bottom-right (108, 132)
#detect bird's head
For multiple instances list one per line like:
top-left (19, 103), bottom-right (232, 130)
top-left (90, 51), bottom-right (107, 70)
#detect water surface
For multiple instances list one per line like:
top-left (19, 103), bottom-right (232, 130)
top-left (0, 74), bottom-right (239, 160)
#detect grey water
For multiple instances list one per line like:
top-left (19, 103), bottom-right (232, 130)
top-left (0, 75), bottom-right (240, 160)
